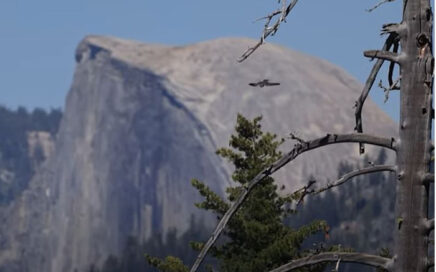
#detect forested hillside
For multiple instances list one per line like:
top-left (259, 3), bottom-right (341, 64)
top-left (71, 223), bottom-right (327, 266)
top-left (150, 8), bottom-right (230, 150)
top-left (0, 105), bottom-right (430, 272)
top-left (88, 217), bottom-right (210, 272)
top-left (0, 106), bottom-right (62, 205)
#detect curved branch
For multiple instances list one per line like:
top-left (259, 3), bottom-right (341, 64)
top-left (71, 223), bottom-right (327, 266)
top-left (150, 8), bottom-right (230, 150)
top-left (388, 40), bottom-right (399, 86)
top-left (354, 33), bottom-right (397, 154)
top-left (314, 164), bottom-right (396, 193)
top-left (268, 252), bottom-right (392, 272)
top-left (294, 165), bottom-right (396, 204)
top-left (189, 133), bottom-right (396, 272)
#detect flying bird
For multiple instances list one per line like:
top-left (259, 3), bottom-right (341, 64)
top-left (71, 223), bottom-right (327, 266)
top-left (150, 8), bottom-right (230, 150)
top-left (248, 79), bottom-right (280, 88)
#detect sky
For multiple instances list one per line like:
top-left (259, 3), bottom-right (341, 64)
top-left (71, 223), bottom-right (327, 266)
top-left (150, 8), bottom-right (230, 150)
top-left (0, 0), bottom-right (403, 121)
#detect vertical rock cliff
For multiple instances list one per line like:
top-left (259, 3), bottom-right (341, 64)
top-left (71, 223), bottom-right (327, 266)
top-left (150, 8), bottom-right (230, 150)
top-left (0, 36), bottom-right (397, 272)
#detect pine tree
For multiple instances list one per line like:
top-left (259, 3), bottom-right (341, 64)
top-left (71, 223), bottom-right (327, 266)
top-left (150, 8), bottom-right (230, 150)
top-left (148, 114), bottom-right (329, 271)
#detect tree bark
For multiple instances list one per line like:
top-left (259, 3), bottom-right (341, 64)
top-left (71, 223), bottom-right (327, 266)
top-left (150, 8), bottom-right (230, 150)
top-left (393, 0), bottom-right (433, 270)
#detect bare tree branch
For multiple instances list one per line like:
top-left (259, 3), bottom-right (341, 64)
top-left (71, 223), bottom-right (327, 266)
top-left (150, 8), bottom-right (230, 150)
top-left (189, 133), bottom-right (396, 272)
top-left (354, 33), bottom-right (397, 154)
top-left (364, 50), bottom-right (401, 63)
top-left (238, 0), bottom-right (298, 62)
top-left (287, 132), bottom-right (308, 145)
top-left (333, 258), bottom-right (341, 272)
top-left (294, 179), bottom-right (316, 205)
top-left (366, 0), bottom-right (396, 12)
top-left (253, 11), bottom-right (281, 23)
top-left (269, 252), bottom-right (393, 271)
top-left (381, 23), bottom-right (403, 35)
top-left (293, 165), bottom-right (396, 205)
top-left (379, 77), bottom-right (401, 103)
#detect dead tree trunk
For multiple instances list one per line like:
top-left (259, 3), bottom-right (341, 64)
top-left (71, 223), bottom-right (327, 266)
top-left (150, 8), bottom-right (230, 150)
top-left (189, 0), bottom-right (434, 271)
top-left (392, 0), bottom-right (433, 270)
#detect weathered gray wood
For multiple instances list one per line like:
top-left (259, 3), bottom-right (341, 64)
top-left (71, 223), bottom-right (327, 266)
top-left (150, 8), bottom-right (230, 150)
top-left (392, 0), bottom-right (433, 270)
top-left (363, 50), bottom-right (401, 63)
top-left (294, 165), bottom-right (397, 204)
top-left (354, 33), bottom-right (396, 154)
top-left (268, 252), bottom-right (392, 272)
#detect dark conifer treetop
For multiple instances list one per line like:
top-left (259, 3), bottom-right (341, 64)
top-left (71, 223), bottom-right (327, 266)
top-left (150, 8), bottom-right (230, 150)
top-left (148, 114), bottom-right (329, 272)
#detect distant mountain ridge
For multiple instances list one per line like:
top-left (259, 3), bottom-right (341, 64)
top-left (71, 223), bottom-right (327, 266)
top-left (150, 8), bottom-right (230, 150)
top-left (0, 36), bottom-right (397, 272)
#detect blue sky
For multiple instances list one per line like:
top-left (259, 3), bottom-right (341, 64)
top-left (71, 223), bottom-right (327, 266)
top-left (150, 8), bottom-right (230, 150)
top-left (1, 0), bottom-right (402, 121)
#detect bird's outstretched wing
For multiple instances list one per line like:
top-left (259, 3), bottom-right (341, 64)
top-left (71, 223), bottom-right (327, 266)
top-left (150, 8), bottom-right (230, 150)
top-left (248, 82), bottom-right (259, 87)
top-left (264, 81), bottom-right (280, 86)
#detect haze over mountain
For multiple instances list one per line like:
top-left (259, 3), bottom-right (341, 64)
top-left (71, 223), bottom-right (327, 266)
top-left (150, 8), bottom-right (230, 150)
top-left (0, 36), bottom-right (397, 272)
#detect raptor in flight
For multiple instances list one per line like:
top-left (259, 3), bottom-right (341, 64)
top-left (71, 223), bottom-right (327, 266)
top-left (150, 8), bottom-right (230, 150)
top-left (248, 79), bottom-right (280, 88)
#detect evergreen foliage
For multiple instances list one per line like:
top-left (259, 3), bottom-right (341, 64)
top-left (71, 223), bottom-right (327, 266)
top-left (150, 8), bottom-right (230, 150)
top-left (146, 256), bottom-right (189, 272)
top-left (147, 114), bottom-right (329, 272)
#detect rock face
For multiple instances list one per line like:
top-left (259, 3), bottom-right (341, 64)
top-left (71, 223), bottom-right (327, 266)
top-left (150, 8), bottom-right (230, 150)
top-left (0, 36), bottom-right (397, 272)
top-left (27, 131), bottom-right (55, 167)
